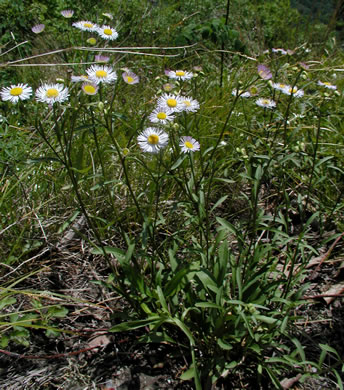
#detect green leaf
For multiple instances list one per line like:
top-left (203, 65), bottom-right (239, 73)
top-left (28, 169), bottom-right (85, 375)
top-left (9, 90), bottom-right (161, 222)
top-left (91, 246), bottom-right (126, 260)
top-left (0, 335), bottom-right (9, 348)
top-left (255, 314), bottom-right (278, 325)
top-left (195, 302), bottom-right (223, 310)
top-left (48, 306), bottom-right (68, 318)
top-left (216, 217), bottom-right (238, 235)
top-left (319, 343), bottom-right (340, 359)
top-left (180, 366), bottom-right (195, 380)
top-left (164, 266), bottom-right (193, 297)
top-left (138, 331), bottom-right (176, 345)
top-left (211, 195), bottom-right (228, 213)
top-left (292, 337), bottom-right (306, 361)
top-left (217, 338), bottom-right (233, 350)
top-left (157, 286), bottom-right (169, 312)
top-left (171, 154), bottom-right (187, 170)
top-left (195, 270), bottom-right (218, 293)
top-left (0, 296), bottom-right (17, 310)
top-left (167, 318), bottom-right (195, 346)
top-left (109, 317), bottom-right (161, 332)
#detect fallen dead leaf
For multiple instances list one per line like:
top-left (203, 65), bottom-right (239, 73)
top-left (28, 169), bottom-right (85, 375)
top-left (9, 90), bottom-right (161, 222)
top-left (280, 373), bottom-right (302, 389)
top-left (88, 334), bottom-right (111, 350)
top-left (323, 281), bottom-right (344, 304)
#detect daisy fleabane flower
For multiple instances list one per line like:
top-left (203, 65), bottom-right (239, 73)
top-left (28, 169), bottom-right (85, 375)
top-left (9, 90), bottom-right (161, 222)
top-left (272, 82), bottom-right (289, 92)
top-left (73, 21), bottom-right (98, 32)
top-left (317, 81), bottom-right (337, 90)
top-left (149, 107), bottom-right (175, 125)
top-left (256, 98), bottom-right (276, 109)
top-left (181, 96), bottom-right (200, 112)
top-left (81, 82), bottom-right (98, 95)
top-left (163, 83), bottom-right (175, 92)
top-left (32, 24), bottom-right (45, 34)
top-left (283, 86), bottom-right (304, 98)
top-left (71, 75), bottom-right (89, 83)
top-left (272, 48), bottom-right (287, 55)
top-left (122, 71), bottom-right (139, 85)
top-left (232, 89), bottom-right (251, 98)
top-left (137, 128), bottom-right (169, 154)
top-left (1, 84), bottom-right (32, 103)
top-left (95, 55), bottom-right (110, 63)
top-left (61, 10), bottom-right (74, 18)
top-left (257, 64), bottom-right (272, 80)
top-left (35, 83), bottom-right (69, 104)
top-left (86, 65), bottom-right (117, 85)
top-left (97, 25), bottom-right (118, 40)
top-left (157, 93), bottom-right (184, 113)
top-left (179, 136), bottom-right (200, 153)
top-left (165, 70), bottom-right (193, 80)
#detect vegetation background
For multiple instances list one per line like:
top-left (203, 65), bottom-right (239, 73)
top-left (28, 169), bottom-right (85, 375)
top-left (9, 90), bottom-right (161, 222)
top-left (1, 0), bottom-right (344, 389)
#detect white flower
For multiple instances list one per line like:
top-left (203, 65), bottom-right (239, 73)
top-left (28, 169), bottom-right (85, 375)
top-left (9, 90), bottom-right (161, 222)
top-left (122, 71), bottom-right (139, 84)
top-left (86, 65), bottom-right (117, 85)
top-left (317, 81), bottom-right (336, 90)
top-left (103, 13), bottom-right (113, 20)
top-left (81, 82), bottom-right (98, 95)
top-left (71, 75), bottom-right (89, 82)
top-left (272, 82), bottom-right (289, 92)
top-left (61, 10), bottom-right (74, 18)
top-left (72, 21), bottom-right (98, 32)
top-left (179, 136), bottom-right (200, 153)
top-left (165, 70), bottom-right (193, 80)
top-left (32, 24), bottom-right (45, 34)
top-left (163, 83), bottom-right (175, 92)
top-left (272, 48), bottom-right (287, 55)
top-left (95, 55), bottom-right (110, 63)
top-left (1, 83), bottom-right (32, 103)
top-left (35, 83), bottom-right (69, 104)
top-left (97, 25), bottom-right (118, 40)
top-left (255, 98), bottom-right (276, 109)
top-left (283, 86), bottom-right (304, 98)
top-left (137, 128), bottom-right (169, 153)
top-left (181, 96), bottom-right (200, 112)
top-left (157, 93), bottom-right (184, 113)
top-left (232, 89), bottom-right (251, 98)
top-left (149, 107), bottom-right (175, 124)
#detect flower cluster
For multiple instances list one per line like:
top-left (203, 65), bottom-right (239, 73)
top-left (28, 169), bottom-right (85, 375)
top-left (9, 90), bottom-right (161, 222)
top-left (72, 20), bottom-right (118, 41)
top-left (0, 83), bottom-right (69, 105)
top-left (272, 82), bottom-right (304, 98)
top-left (137, 70), bottom-right (200, 154)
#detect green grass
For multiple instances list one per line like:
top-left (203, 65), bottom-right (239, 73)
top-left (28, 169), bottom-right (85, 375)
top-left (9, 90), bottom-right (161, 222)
top-left (1, 1), bottom-right (344, 388)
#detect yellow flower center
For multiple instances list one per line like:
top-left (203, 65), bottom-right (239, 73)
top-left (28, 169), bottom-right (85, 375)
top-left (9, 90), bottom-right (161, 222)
top-left (183, 100), bottom-right (191, 106)
top-left (176, 71), bottom-right (185, 76)
top-left (148, 134), bottom-right (159, 145)
top-left (291, 87), bottom-right (297, 93)
top-left (10, 87), bottom-right (23, 96)
top-left (87, 38), bottom-right (97, 45)
top-left (167, 98), bottom-right (177, 107)
top-left (46, 88), bottom-right (59, 98)
top-left (157, 112), bottom-right (167, 120)
top-left (84, 23), bottom-right (93, 28)
top-left (185, 141), bottom-right (194, 149)
top-left (104, 28), bottom-right (113, 36)
top-left (262, 99), bottom-right (270, 105)
top-left (126, 76), bottom-right (134, 83)
top-left (324, 82), bottom-right (331, 86)
top-left (83, 85), bottom-right (97, 94)
top-left (96, 70), bottom-right (107, 78)
top-left (279, 84), bottom-right (286, 88)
